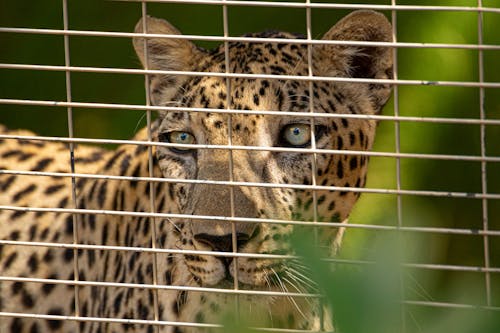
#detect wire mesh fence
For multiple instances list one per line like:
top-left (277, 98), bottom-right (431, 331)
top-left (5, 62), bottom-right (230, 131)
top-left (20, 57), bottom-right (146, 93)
top-left (0, 0), bottom-right (499, 332)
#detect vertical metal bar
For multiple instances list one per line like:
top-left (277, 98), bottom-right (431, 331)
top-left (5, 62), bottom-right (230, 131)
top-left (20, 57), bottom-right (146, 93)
top-left (305, 0), bottom-right (321, 329)
top-left (141, 2), bottom-right (161, 331)
top-left (391, 2), bottom-right (406, 331)
top-left (222, 0), bottom-right (240, 317)
top-left (477, 0), bottom-right (491, 307)
top-left (305, 0), bottom-right (319, 225)
top-left (62, 1), bottom-right (81, 331)
top-left (391, 5), bottom-right (403, 237)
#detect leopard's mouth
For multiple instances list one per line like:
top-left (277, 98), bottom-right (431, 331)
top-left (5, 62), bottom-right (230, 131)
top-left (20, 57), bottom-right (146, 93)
top-left (183, 227), bottom-right (294, 288)
top-left (185, 252), bottom-right (289, 290)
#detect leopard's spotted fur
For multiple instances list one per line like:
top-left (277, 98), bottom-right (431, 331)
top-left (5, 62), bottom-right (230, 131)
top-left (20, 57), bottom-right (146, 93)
top-left (0, 10), bottom-right (393, 333)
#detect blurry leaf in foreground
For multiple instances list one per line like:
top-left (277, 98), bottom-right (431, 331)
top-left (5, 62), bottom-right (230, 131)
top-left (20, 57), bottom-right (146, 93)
top-left (292, 231), bottom-right (404, 333)
top-left (292, 230), bottom-right (500, 333)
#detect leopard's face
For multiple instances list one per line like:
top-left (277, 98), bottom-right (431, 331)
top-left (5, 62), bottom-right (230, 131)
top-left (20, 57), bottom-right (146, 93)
top-left (134, 11), bottom-right (393, 290)
top-left (155, 77), bottom-right (373, 288)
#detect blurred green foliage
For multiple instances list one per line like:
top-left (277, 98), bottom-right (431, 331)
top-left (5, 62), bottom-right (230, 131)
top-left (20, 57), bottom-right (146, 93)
top-left (1, 0), bottom-right (499, 327)
top-left (292, 232), bottom-right (500, 333)
top-left (219, 232), bottom-right (500, 332)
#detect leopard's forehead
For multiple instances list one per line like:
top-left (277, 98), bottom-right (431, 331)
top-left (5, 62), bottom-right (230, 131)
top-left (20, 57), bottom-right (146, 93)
top-left (203, 31), bottom-right (309, 73)
top-left (164, 32), bottom-right (330, 128)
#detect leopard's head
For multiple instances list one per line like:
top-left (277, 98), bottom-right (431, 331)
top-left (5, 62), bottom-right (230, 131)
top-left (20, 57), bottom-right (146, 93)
top-left (133, 10), bottom-right (392, 289)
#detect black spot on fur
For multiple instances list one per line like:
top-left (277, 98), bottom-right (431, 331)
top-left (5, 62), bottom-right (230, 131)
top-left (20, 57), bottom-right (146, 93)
top-left (31, 158), bottom-right (53, 171)
top-left (63, 248), bottom-right (73, 263)
top-left (10, 210), bottom-right (28, 219)
top-left (10, 318), bottom-right (23, 332)
top-left (104, 149), bottom-right (125, 170)
top-left (253, 94), bottom-right (260, 106)
top-left (135, 143), bottom-right (148, 155)
top-left (97, 181), bottom-right (107, 207)
top-left (11, 281), bottom-right (23, 295)
top-left (88, 214), bottom-right (96, 231)
top-left (40, 227), bottom-right (50, 240)
top-left (336, 136), bottom-right (343, 150)
top-left (349, 131), bottom-right (356, 146)
top-left (22, 289), bottom-right (35, 308)
top-left (350, 156), bottom-right (358, 170)
top-left (46, 308), bottom-right (64, 329)
top-left (3, 252), bottom-right (17, 269)
top-left (120, 154), bottom-right (131, 175)
top-left (0, 175), bottom-right (16, 191)
top-left (58, 197), bottom-right (69, 208)
top-left (337, 161), bottom-right (344, 179)
top-left (43, 249), bottom-right (54, 263)
top-left (114, 292), bottom-right (124, 315)
top-left (28, 253), bottom-right (39, 273)
top-left (1, 149), bottom-right (21, 159)
top-left (42, 281), bottom-right (56, 295)
top-left (65, 215), bottom-right (74, 235)
top-left (9, 230), bottom-right (20, 240)
top-left (30, 323), bottom-right (40, 333)
top-left (44, 184), bottom-right (65, 195)
top-left (13, 184), bottom-right (37, 201)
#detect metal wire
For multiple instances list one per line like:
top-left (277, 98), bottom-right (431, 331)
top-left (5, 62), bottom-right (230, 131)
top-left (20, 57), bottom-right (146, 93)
top-left (391, 2), bottom-right (406, 331)
top-left (140, 2), bottom-right (162, 330)
top-left (0, 312), bottom-right (334, 333)
top-left (112, 0), bottom-right (500, 13)
top-left (62, 1), bottom-right (81, 330)
top-left (1, 204), bottom-right (500, 236)
top-left (2, 26), bottom-right (500, 50)
top-left (1, 63), bottom-right (500, 88)
top-left (1, 1), bottom-right (499, 331)
top-left (2, 97), bottom-right (500, 126)
top-left (1, 167), bottom-right (499, 201)
top-left (477, 0), bottom-right (492, 309)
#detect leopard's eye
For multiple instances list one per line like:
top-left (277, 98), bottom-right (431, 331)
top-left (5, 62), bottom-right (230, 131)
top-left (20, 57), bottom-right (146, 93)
top-left (159, 131), bottom-right (196, 153)
top-left (281, 124), bottom-right (311, 147)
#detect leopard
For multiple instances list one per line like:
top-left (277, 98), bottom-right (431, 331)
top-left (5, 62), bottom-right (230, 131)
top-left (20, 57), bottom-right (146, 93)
top-left (0, 10), bottom-right (393, 333)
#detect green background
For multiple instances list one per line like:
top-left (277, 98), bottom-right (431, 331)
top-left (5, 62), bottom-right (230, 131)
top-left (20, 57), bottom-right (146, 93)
top-left (1, 0), bottom-right (499, 330)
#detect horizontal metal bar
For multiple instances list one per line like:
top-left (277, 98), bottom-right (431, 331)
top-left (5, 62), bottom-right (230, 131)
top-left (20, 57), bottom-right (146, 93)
top-left (1, 205), bottom-right (499, 236)
top-left (3, 277), bottom-right (499, 312)
top-left (0, 239), bottom-right (294, 260)
top-left (327, 258), bottom-right (500, 274)
top-left (2, 98), bottom-right (500, 127)
top-left (1, 27), bottom-right (500, 51)
top-left (112, 0), bottom-right (500, 13)
top-left (2, 239), bottom-right (499, 274)
top-left (1, 167), bottom-right (500, 201)
top-left (0, 312), bottom-right (328, 333)
top-left (0, 312), bottom-right (218, 329)
top-left (1, 300), bottom-right (498, 325)
top-left (1, 132), bottom-right (499, 163)
top-left (1, 63), bottom-right (499, 88)
top-left (404, 300), bottom-right (500, 312)
top-left (403, 262), bottom-right (500, 274)
top-left (0, 276), bottom-right (319, 298)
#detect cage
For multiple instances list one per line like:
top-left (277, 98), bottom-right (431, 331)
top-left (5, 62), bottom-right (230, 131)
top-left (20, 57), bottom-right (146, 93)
top-left (0, 1), bottom-right (499, 332)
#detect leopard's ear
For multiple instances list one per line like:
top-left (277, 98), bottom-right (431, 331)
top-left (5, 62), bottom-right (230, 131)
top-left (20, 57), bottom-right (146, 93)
top-left (314, 10), bottom-right (393, 111)
top-left (133, 16), bottom-right (206, 105)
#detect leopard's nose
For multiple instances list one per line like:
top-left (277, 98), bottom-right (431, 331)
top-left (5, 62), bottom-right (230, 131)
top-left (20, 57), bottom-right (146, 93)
top-left (194, 233), bottom-right (249, 253)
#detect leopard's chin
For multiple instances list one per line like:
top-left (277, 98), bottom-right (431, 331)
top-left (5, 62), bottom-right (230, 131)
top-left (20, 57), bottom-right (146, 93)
top-left (212, 277), bottom-right (268, 290)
